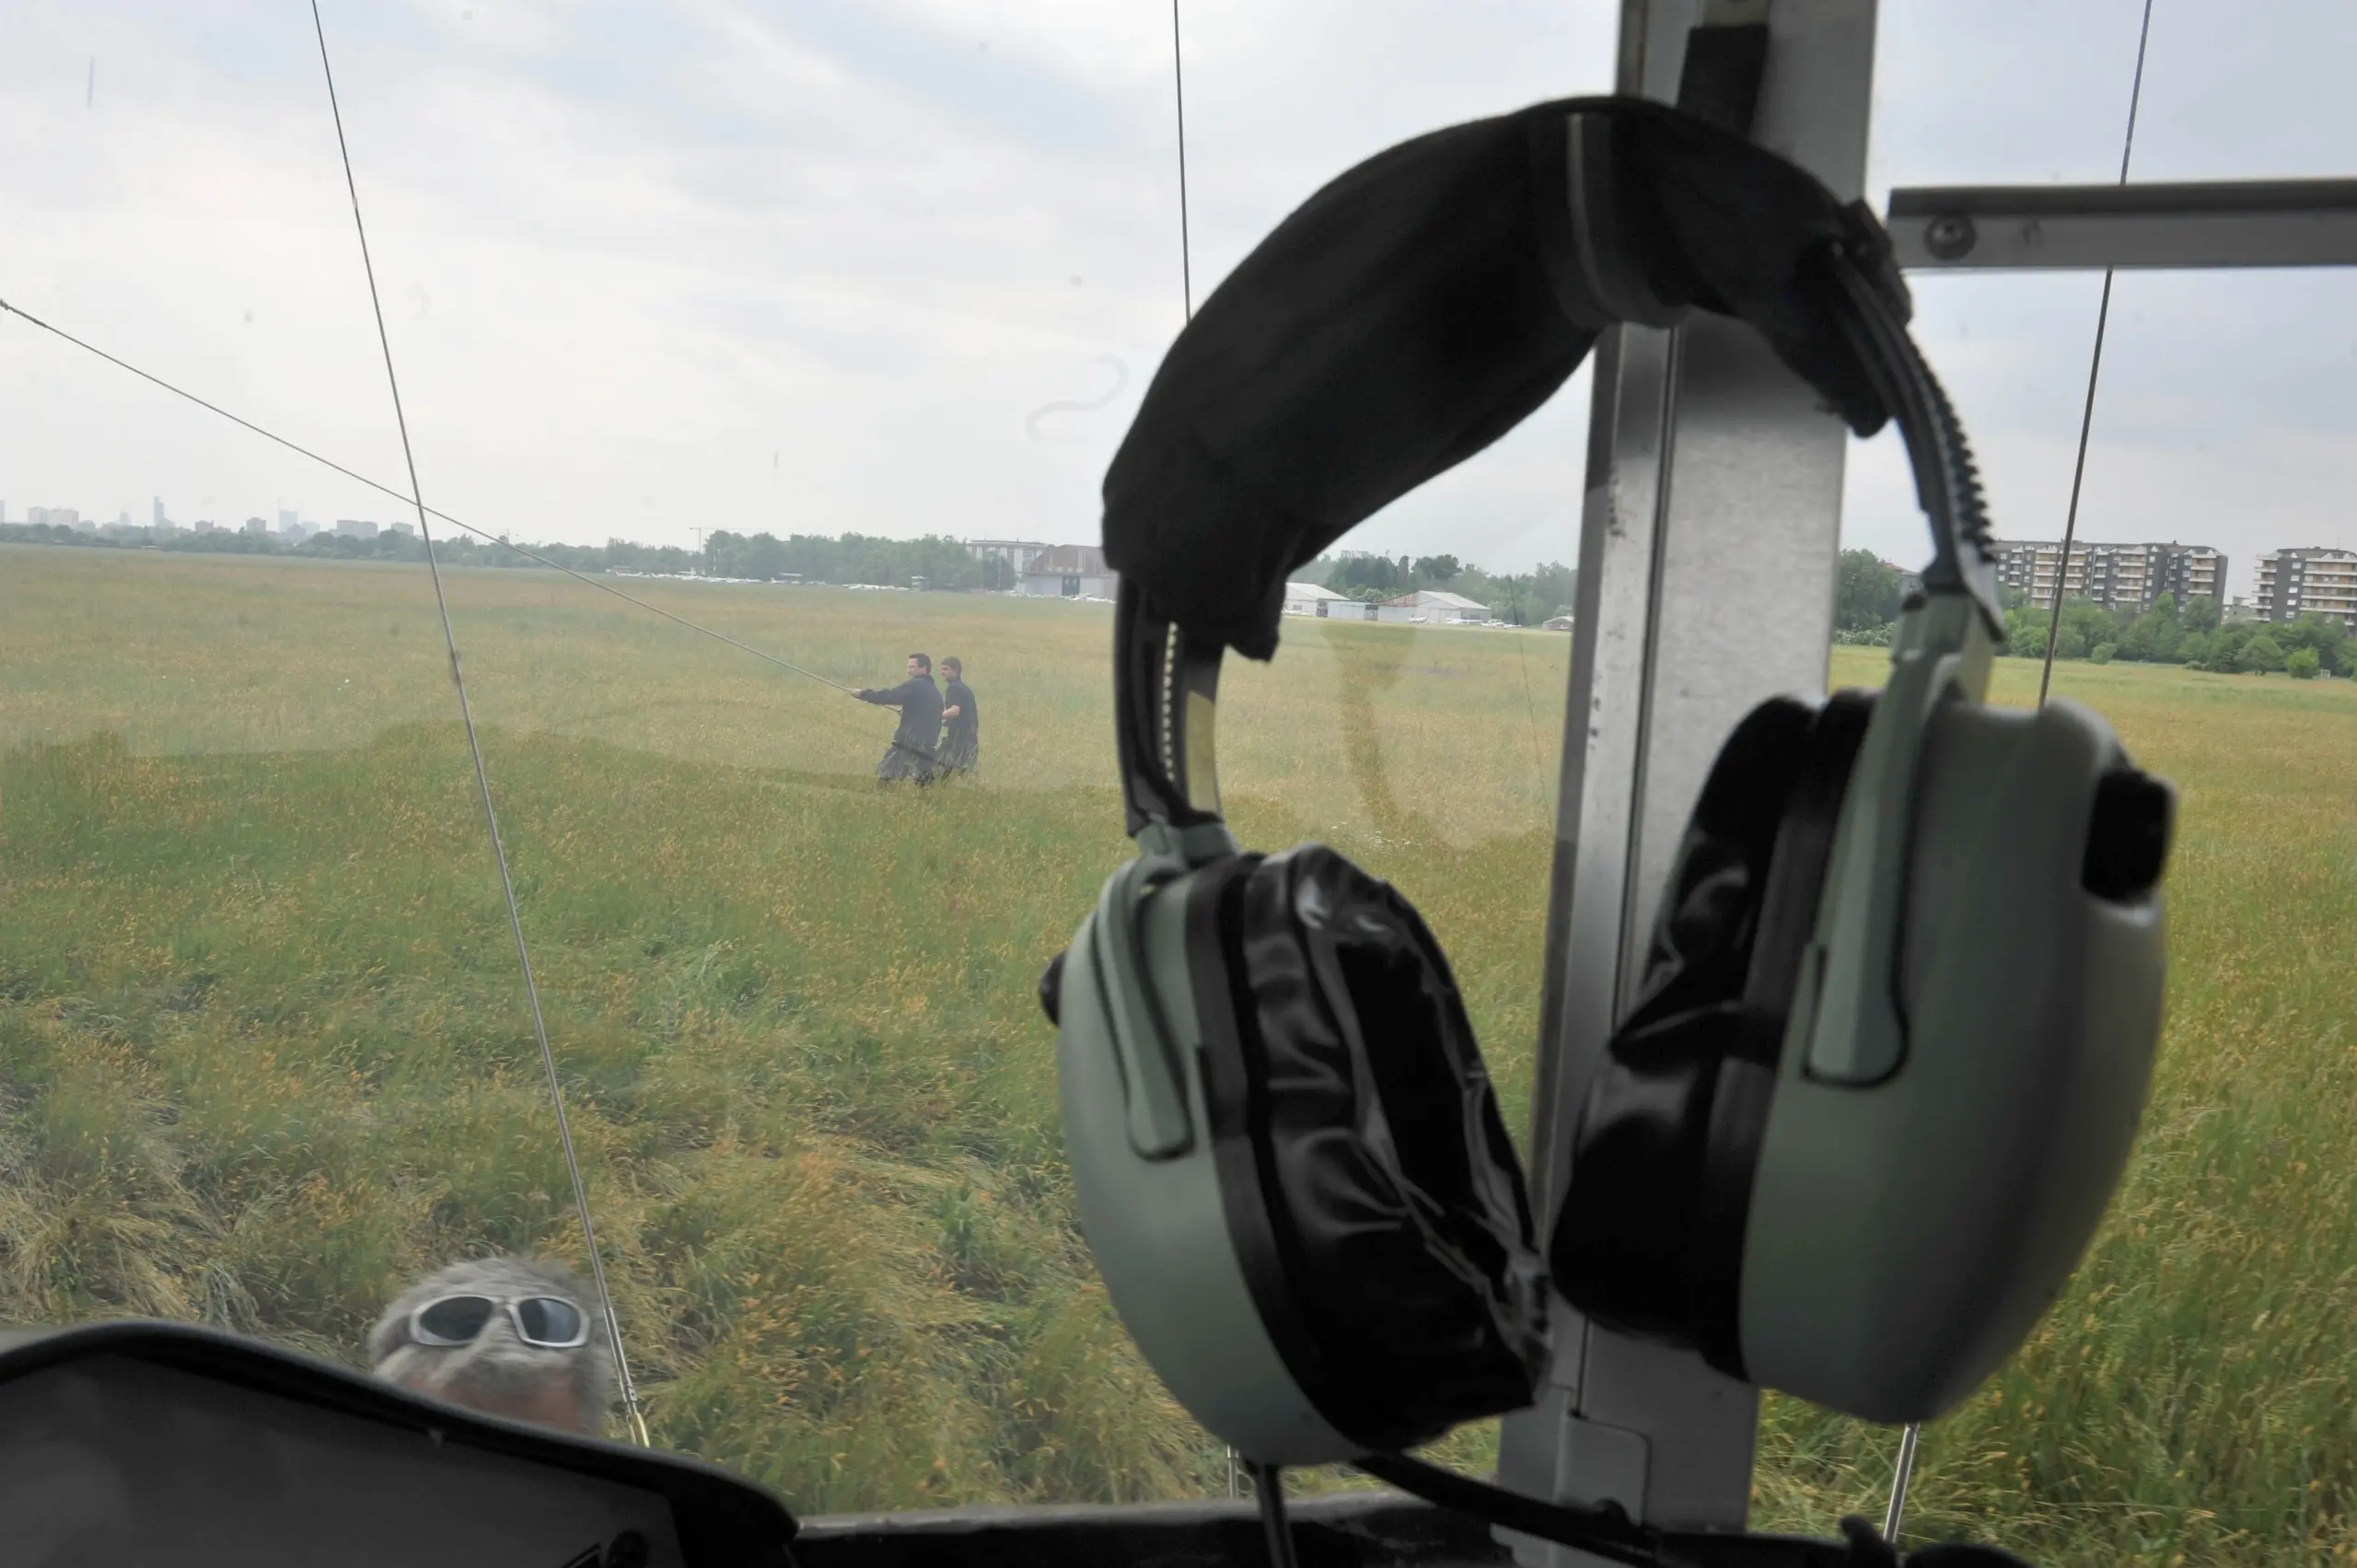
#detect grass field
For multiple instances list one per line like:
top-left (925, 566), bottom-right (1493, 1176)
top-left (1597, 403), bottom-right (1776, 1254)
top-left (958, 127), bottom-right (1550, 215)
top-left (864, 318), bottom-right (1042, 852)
top-left (2, 543), bottom-right (2352, 1564)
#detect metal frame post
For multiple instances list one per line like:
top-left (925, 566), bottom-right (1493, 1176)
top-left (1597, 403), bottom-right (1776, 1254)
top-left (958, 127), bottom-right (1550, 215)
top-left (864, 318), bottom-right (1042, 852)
top-left (1497, 2), bottom-right (1879, 1562)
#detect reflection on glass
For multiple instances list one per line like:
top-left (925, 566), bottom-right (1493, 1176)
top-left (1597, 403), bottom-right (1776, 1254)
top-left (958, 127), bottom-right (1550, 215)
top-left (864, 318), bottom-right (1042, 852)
top-left (1, 521), bottom-right (1579, 1509)
top-left (15, 1), bottom-right (2348, 1558)
top-left (6, 0), bottom-right (1614, 1516)
top-left (1814, 298), bottom-right (2357, 1560)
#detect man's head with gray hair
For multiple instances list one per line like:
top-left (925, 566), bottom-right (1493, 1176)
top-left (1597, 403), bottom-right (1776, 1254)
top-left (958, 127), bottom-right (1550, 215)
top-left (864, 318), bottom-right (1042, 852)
top-left (368, 1256), bottom-right (614, 1436)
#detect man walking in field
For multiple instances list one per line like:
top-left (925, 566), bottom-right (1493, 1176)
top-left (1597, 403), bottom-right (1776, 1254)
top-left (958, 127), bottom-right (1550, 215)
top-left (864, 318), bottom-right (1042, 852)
top-left (855, 652), bottom-right (942, 784)
top-left (935, 656), bottom-right (979, 777)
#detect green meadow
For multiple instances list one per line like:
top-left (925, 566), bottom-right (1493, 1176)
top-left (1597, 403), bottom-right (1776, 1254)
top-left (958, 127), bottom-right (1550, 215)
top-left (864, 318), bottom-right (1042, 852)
top-left (1, 544), bottom-right (2351, 1565)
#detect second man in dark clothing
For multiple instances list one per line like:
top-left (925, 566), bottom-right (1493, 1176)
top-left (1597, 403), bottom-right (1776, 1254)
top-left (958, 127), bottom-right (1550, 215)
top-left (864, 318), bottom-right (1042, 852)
top-left (855, 653), bottom-right (942, 784)
top-left (936, 656), bottom-right (979, 777)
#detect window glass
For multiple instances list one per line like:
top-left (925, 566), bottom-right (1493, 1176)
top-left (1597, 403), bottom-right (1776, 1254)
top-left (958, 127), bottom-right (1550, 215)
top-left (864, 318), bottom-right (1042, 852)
top-left (3, 0), bottom-right (1608, 1517)
top-left (1798, 9), bottom-right (2357, 1557)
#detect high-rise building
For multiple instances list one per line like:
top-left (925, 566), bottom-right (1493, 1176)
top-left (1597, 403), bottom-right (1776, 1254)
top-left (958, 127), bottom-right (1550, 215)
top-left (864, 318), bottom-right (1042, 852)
top-left (387, 520), bottom-right (416, 540)
top-left (2255, 548), bottom-right (2357, 628)
top-left (279, 508), bottom-right (298, 533)
top-left (244, 517), bottom-right (270, 535)
top-left (1989, 540), bottom-right (2226, 615)
top-left (153, 496), bottom-right (167, 528)
top-left (193, 517), bottom-right (216, 534)
top-left (334, 518), bottom-right (379, 539)
top-left (2154, 545), bottom-right (2225, 608)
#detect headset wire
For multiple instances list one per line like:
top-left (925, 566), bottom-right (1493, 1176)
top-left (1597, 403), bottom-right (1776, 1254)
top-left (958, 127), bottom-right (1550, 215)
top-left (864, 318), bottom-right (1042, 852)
top-left (307, 0), bottom-right (649, 1446)
top-left (1248, 1462), bottom-right (1299, 1568)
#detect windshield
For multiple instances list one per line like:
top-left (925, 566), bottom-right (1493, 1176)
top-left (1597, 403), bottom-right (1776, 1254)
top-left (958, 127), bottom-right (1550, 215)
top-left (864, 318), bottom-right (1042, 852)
top-left (4, 4), bottom-right (2352, 1562)
top-left (0, 0), bottom-right (1601, 1516)
top-left (1783, 5), bottom-right (2357, 1562)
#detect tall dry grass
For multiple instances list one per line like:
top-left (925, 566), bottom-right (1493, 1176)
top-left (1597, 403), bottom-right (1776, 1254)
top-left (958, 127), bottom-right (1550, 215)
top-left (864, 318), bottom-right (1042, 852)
top-left (2, 546), bottom-right (2351, 1562)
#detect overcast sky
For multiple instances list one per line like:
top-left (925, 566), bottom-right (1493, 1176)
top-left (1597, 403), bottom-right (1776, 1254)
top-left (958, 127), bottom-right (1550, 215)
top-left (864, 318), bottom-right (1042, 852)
top-left (5, 1), bottom-right (2355, 599)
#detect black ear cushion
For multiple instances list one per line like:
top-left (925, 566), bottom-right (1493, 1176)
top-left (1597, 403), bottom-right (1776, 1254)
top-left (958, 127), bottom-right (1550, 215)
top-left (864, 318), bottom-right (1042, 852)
top-left (1550, 691), bottom-right (1874, 1374)
top-left (1190, 843), bottom-right (1549, 1453)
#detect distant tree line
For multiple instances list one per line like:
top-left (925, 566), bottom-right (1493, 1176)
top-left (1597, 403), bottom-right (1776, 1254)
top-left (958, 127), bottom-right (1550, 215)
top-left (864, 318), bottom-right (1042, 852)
top-left (1, 520), bottom-right (1011, 590)
top-left (0, 519), bottom-right (700, 572)
top-left (698, 531), bottom-right (1013, 590)
top-left (1292, 552), bottom-right (1579, 626)
top-left (1831, 549), bottom-right (2347, 677)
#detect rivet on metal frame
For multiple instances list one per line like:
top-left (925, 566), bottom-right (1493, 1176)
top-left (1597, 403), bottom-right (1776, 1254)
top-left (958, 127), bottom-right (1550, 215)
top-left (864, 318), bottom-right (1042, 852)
top-left (1923, 213), bottom-right (1977, 261)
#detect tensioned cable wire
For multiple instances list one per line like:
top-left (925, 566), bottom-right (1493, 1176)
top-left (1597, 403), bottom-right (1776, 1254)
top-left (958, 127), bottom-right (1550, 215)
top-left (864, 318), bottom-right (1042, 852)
top-left (1886, 0), bottom-right (2164, 1543)
top-left (2037, 0), bottom-right (2159, 712)
top-left (306, 0), bottom-right (648, 1446)
top-left (1511, 587), bottom-right (1553, 827)
top-left (0, 294), bottom-right (857, 700)
top-left (0, 297), bottom-right (946, 773)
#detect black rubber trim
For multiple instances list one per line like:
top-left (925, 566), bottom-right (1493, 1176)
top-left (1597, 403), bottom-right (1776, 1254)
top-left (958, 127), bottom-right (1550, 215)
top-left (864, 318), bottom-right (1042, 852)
top-left (0, 1318), bottom-right (797, 1565)
top-left (1686, 1051), bottom-right (1778, 1378)
top-left (1185, 852), bottom-right (1354, 1446)
top-left (1685, 689), bottom-right (1877, 1375)
top-left (794, 1491), bottom-right (1511, 1567)
top-left (1746, 691), bottom-right (1877, 1019)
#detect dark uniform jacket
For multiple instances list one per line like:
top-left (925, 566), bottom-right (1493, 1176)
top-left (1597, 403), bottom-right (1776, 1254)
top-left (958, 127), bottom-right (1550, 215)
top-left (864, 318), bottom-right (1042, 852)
top-left (942, 679), bottom-right (978, 744)
top-left (859, 676), bottom-right (942, 760)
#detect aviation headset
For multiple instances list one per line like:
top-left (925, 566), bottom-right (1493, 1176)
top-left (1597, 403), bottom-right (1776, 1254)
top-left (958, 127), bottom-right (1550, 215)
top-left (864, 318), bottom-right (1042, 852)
top-left (1039, 92), bottom-right (2173, 1554)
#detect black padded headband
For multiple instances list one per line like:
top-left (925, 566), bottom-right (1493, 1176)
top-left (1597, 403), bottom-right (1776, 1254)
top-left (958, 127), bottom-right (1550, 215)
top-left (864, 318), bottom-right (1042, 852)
top-left (1107, 95), bottom-right (1996, 836)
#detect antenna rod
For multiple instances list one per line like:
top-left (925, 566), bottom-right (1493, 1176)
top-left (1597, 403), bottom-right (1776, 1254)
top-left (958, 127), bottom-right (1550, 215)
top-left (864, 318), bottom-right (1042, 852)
top-left (2038, 0), bottom-right (2157, 709)
top-left (1171, 0), bottom-right (1194, 321)
top-left (1883, 1421), bottom-right (1922, 1541)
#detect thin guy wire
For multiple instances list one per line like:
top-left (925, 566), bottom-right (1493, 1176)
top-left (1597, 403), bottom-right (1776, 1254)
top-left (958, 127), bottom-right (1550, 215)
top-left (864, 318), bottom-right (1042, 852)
top-left (1904, 1), bottom-right (2159, 1532)
top-left (1512, 593), bottom-right (1551, 828)
top-left (306, 0), bottom-right (648, 1446)
top-left (2038, 0), bottom-right (2157, 711)
top-left (0, 300), bottom-right (947, 772)
top-left (1172, 0), bottom-right (1193, 321)
top-left (0, 294), bottom-right (856, 697)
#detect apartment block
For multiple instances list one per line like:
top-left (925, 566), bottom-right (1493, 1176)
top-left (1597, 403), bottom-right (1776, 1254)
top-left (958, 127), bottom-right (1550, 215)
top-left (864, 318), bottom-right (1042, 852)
top-left (2255, 548), bottom-right (2357, 627)
top-left (1989, 540), bottom-right (2226, 614)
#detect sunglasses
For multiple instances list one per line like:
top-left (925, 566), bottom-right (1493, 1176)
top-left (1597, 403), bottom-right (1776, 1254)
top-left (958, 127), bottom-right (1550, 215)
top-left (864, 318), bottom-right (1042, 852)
top-left (410, 1293), bottom-right (591, 1350)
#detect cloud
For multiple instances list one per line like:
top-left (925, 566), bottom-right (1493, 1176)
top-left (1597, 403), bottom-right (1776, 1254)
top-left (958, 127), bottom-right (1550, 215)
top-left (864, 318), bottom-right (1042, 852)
top-left (2, 0), bottom-right (2350, 596)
